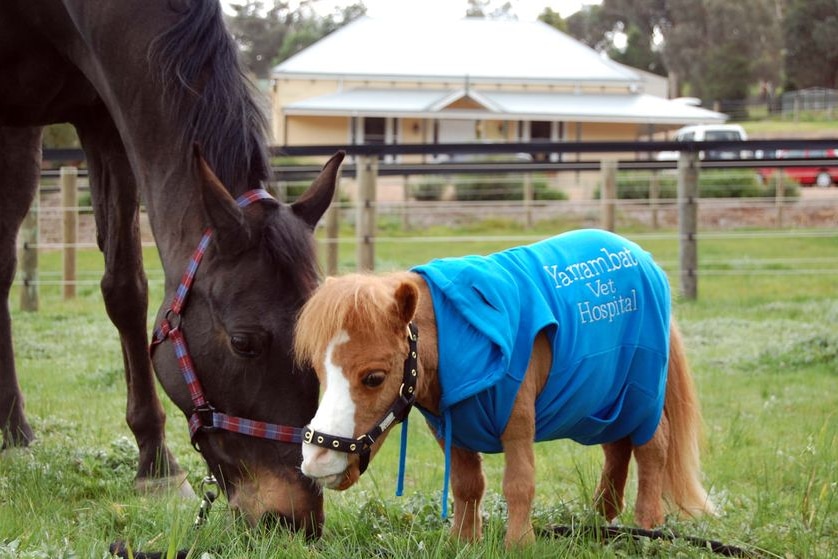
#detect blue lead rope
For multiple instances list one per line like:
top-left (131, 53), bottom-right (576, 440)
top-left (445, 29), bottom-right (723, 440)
top-left (394, 410), bottom-right (453, 520)
top-left (395, 416), bottom-right (409, 496)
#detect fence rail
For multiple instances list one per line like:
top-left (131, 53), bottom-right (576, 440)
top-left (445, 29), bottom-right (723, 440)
top-left (17, 140), bottom-right (838, 310)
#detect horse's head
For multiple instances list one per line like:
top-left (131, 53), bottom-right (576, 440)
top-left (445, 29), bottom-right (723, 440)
top-left (150, 150), bottom-right (344, 537)
top-left (293, 273), bottom-right (420, 490)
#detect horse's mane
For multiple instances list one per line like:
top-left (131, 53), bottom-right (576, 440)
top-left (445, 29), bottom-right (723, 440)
top-left (148, 0), bottom-right (270, 190)
top-left (294, 272), bottom-right (415, 367)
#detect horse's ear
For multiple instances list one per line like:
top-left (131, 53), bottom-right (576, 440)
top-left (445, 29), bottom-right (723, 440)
top-left (194, 144), bottom-right (247, 247)
top-left (291, 151), bottom-right (344, 229)
top-left (393, 280), bottom-right (419, 327)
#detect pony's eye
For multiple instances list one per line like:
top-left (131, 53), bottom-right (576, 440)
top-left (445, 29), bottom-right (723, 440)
top-left (230, 333), bottom-right (263, 358)
top-left (361, 371), bottom-right (386, 388)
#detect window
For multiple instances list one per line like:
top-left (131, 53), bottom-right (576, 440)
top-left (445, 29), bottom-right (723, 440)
top-left (530, 120), bottom-right (551, 140)
top-left (364, 117), bottom-right (385, 145)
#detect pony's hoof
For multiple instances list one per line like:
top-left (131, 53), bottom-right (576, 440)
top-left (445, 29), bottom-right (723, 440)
top-left (135, 471), bottom-right (197, 499)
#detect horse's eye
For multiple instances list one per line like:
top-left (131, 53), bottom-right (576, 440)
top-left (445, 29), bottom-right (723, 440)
top-left (361, 371), bottom-right (386, 388)
top-left (230, 333), bottom-right (262, 358)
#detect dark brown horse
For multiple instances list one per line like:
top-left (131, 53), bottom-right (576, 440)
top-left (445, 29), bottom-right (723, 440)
top-left (0, 0), bottom-right (339, 537)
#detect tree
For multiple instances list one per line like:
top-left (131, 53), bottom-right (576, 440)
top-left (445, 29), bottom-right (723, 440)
top-left (225, 1), bottom-right (366, 79)
top-left (569, 0), bottom-right (782, 101)
top-left (664, 0), bottom-right (780, 100)
top-left (561, 4), bottom-right (665, 75)
top-left (466, 0), bottom-right (515, 19)
top-left (608, 24), bottom-right (666, 76)
top-left (225, 1), bottom-right (293, 78)
top-left (564, 4), bottom-right (615, 50)
top-left (537, 7), bottom-right (567, 33)
top-left (783, 0), bottom-right (838, 89)
top-left (276, 3), bottom-right (366, 63)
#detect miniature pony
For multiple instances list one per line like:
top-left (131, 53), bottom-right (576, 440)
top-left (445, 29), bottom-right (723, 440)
top-left (294, 229), bottom-right (714, 546)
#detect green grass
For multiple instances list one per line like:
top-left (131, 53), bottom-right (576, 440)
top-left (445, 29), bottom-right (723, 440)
top-left (3, 220), bottom-right (837, 558)
top-left (741, 118), bottom-right (838, 137)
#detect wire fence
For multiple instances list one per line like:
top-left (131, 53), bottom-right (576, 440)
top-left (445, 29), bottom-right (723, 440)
top-left (11, 151), bottom-right (838, 315)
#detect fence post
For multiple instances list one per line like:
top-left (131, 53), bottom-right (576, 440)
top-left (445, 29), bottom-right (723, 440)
top-left (325, 178), bottom-right (341, 276)
top-left (523, 173), bottom-right (533, 229)
top-left (402, 175), bottom-right (411, 231)
top-left (775, 171), bottom-right (785, 228)
top-left (678, 152), bottom-right (699, 300)
top-left (19, 197), bottom-right (39, 312)
top-left (61, 166), bottom-right (78, 300)
top-left (649, 170), bottom-right (660, 229)
top-left (355, 155), bottom-right (377, 272)
top-left (600, 159), bottom-right (617, 231)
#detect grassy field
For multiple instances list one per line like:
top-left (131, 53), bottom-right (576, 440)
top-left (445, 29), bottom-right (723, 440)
top-left (2, 218), bottom-right (837, 558)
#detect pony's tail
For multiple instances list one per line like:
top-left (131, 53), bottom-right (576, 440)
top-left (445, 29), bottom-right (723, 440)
top-left (662, 320), bottom-right (715, 518)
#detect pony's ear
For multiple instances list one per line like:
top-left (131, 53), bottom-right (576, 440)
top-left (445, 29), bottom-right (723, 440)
top-left (194, 144), bottom-right (249, 251)
top-left (393, 280), bottom-right (419, 328)
top-left (291, 151), bottom-right (344, 229)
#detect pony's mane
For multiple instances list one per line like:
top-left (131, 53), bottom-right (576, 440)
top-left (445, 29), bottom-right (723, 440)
top-left (149, 1), bottom-right (270, 190)
top-left (294, 272), bottom-right (414, 367)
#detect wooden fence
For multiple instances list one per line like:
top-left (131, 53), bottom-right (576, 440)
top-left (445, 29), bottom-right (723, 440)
top-left (18, 139), bottom-right (838, 310)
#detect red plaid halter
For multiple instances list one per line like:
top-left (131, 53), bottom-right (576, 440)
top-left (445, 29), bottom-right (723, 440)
top-left (150, 189), bottom-right (302, 447)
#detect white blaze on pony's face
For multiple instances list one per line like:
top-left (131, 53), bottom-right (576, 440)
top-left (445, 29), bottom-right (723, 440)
top-left (294, 273), bottom-right (422, 491)
top-left (300, 330), bottom-right (354, 488)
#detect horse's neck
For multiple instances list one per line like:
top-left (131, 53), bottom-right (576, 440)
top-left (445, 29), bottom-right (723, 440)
top-left (408, 273), bottom-right (443, 415)
top-left (141, 190), bottom-right (207, 284)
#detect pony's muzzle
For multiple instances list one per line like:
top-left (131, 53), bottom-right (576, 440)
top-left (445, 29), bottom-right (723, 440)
top-left (300, 443), bottom-right (349, 488)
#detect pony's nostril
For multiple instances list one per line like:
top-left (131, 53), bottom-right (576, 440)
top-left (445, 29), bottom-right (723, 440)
top-left (310, 446), bottom-right (332, 464)
top-left (301, 446), bottom-right (334, 475)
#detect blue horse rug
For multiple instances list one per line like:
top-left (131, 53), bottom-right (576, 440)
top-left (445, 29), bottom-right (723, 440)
top-left (407, 229), bottom-right (672, 515)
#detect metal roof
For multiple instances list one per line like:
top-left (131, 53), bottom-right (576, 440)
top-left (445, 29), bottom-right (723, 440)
top-left (273, 17), bottom-right (641, 85)
top-left (283, 88), bottom-right (727, 125)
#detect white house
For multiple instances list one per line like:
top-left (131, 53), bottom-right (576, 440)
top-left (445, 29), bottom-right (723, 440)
top-left (270, 17), bottom-right (725, 154)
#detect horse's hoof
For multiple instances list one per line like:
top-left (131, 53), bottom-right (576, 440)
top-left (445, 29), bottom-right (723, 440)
top-left (135, 471), bottom-right (197, 499)
top-left (1, 425), bottom-right (35, 450)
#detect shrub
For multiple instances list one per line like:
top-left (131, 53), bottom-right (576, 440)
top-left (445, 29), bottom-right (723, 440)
top-left (609, 170), bottom-right (800, 199)
top-left (411, 176), bottom-right (448, 201)
top-left (453, 174), bottom-right (567, 201)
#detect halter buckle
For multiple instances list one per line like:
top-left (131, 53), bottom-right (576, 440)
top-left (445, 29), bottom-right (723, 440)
top-left (194, 403), bottom-right (217, 431)
top-left (164, 308), bottom-right (183, 331)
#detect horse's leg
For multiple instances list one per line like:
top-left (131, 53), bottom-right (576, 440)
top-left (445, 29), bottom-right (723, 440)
top-left (0, 126), bottom-right (40, 449)
top-left (447, 446), bottom-right (485, 542)
top-left (74, 114), bottom-right (191, 495)
top-left (593, 438), bottom-right (632, 522)
top-left (632, 415), bottom-right (669, 529)
top-left (499, 332), bottom-right (551, 547)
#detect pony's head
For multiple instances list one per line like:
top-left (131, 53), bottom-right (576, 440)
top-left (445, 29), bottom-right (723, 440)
top-left (150, 150), bottom-right (344, 537)
top-left (294, 273), bottom-right (420, 490)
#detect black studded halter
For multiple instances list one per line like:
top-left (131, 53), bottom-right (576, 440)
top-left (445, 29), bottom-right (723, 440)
top-left (302, 323), bottom-right (419, 475)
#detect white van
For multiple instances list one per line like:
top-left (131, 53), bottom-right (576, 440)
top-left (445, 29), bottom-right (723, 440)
top-left (657, 124), bottom-right (748, 161)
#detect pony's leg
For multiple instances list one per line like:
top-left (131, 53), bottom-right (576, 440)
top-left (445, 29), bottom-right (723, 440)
top-left (448, 446), bottom-right (485, 542)
top-left (499, 332), bottom-right (551, 547)
top-left (632, 415), bottom-right (669, 529)
top-left (0, 126), bottom-right (40, 449)
top-left (500, 429), bottom-right (536, 546)
top-left (75, 114), bottom-right (189, 494)
top-left (593, 438), bottom-right (632, 522)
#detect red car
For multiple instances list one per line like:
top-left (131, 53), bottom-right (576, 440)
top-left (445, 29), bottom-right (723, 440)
top-left (760, 149), bottom-right (838, 187)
